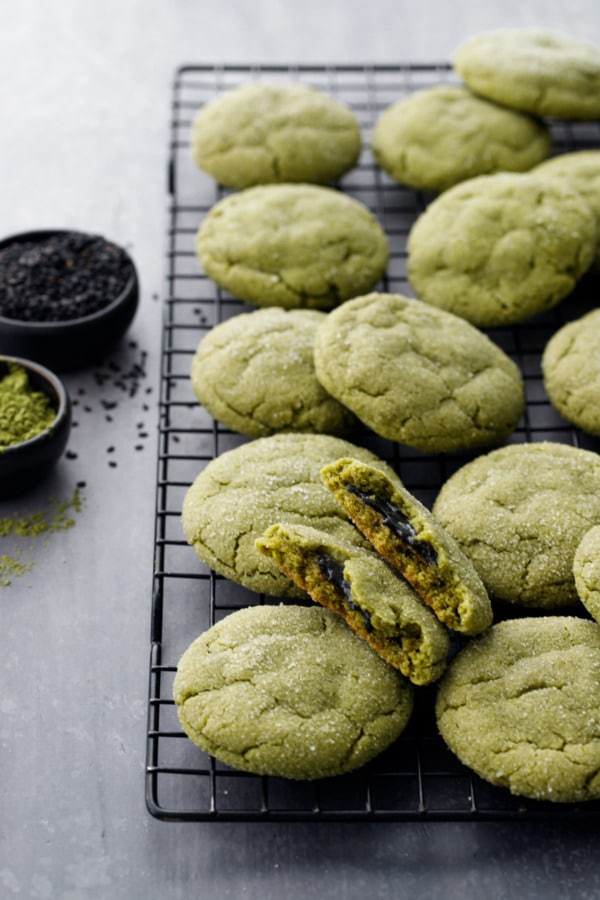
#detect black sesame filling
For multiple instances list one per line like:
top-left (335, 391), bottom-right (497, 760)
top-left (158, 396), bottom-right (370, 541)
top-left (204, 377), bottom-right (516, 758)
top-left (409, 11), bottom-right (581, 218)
top-left (347, 485), bottom-right (438, 565)
top-left (316, 553), bottom-right (374, 633)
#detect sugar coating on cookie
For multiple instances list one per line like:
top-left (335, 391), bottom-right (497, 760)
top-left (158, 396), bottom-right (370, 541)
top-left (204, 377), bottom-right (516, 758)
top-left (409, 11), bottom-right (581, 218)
top-left (573, 525), bottom-right (600, 623)
top-left (191, 82), bottom-right (362, 188)
top-left (454, 28), bottom-right (600, 120)
top-left (320, 457), bottom-right (492, 635)
top-left (436, 616), bottom-right (600, 803)
top-left (182, 433), bottom-right (396, 598)
top-left (407, 172), bottom-right (596, 327)
top-left (313, 292), bottom-right (524, 452)
top-left (190, 308), bottom-right (357, 438)
top-left (256, 522), bottom-right (450, 685)
top-left (542, 309), bottom-right (600, 438)
top-left (174, 604), bottom-right (414, 780)
top-left (533, 150), bottom-right (600, 270)
top-left (372, 84), bottom-right (551, 193)
top-left (196, 183), bottom-right (389, 310)
top-left (432, 441), bottom-right (600, 609)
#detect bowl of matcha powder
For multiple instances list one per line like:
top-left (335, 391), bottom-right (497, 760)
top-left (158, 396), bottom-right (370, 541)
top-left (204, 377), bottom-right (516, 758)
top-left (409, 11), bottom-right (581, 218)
top-left (0, 356), bottom-right (71, 497)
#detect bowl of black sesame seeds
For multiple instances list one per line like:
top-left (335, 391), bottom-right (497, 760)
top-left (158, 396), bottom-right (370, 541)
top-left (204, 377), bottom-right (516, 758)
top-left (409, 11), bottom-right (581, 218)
top-left (0, 229), bottom-right (139, 371)
top-left (0, 355), bottom-right (71, 497)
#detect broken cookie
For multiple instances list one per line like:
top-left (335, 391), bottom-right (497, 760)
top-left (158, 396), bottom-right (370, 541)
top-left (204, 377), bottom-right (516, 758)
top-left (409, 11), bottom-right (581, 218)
top-left (320, 457), bottom-right (492, 634)
top-left (256, 521), bottom-right (450, 685)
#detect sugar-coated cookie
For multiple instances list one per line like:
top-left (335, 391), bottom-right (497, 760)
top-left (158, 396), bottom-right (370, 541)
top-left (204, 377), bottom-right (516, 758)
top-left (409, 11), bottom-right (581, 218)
top-left (573, 525), bottom-right (600, 623)
top-left (407, 172), bottom-right (596, 327)
top-left (436, 616), bottom-right (600, 803)
top-left (320, 457), bottom-right (492, 635)
top-left (182, 433), bottom-right (395, 598)
top-left (196, 184), bottom-right (389, 310)
top-left (190, 308), bottom-right (357, 437)
top-left (454, 28), bottom-right (600, 120)
top-left (542, 308), bottom-right (600, 438)
top-left (533, 150), bottom-right (600, 270)
top-left (174, 604), bottom-right (414, 780)
top-left (432, 441), bottom-right (600, 609)
top-left (372, 84), bottom-right (551, 193)
top-left (256, 522), bottom-right (450, 685)
top-left (191, 82), bottom-right (361, 188)
top-left (313, 292), bottom-right (524, 452)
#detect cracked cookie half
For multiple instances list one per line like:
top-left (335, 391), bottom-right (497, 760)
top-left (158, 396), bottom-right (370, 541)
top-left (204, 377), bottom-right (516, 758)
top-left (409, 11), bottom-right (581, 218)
top-left (436, 616), bottom-right (600, 803)
top-left (173, 604), bottom-right (414, 780)
top-left (320, 457), bottom-right (492, 635)
top-left (256, 522), bottom-right (450, 685)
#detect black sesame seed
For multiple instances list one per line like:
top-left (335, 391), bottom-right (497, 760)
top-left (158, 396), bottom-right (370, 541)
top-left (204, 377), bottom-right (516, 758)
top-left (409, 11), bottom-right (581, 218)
top-left (0, 232), bottom-right (134, 322)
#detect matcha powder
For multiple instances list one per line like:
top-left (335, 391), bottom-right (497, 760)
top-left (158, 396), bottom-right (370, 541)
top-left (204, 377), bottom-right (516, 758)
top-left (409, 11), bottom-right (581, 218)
top-left (0, 363), bottom-right (57, 449)
top-left (0, 487), bottom-right (84, 586)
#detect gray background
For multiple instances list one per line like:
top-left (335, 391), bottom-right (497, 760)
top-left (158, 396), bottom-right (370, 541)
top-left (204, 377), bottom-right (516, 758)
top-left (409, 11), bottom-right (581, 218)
top-left (1, 2), bottom-right (600, 898)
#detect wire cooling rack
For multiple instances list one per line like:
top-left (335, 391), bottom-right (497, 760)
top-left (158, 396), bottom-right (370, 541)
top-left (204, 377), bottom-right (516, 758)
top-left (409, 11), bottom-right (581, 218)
top-left (146, 64), bottom-right (600, 822)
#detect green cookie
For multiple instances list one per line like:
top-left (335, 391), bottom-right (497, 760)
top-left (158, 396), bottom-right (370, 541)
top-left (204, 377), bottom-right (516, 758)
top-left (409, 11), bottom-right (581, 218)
top-left (191, 82), bottom-right (361, 188)
top-left (573, 525), bottom-right (600, 623)
top-left (174, 604), bottom-right (414, 780)
top-left (372, 84), bottom-right (550, 193)
top-left (190, 307), bottom-right (357, 438)
top-left (453, 28), bottom-right (600, 120)
top-left (533, 150), bottom-right (600, 270)
top-left (542, 308), bottom-right (600, 438)
top-left (407, 172), bottom-right (596, 327)
top-left (313, 292), bottom-right (524, 452)
top-left (196, 183), bottom-right (389, 310)
top-left (320, 456), bottom-right (492, 635)
top-left (436, 616), bottom-right (600, 803)
top-left (432, 441), bottom-right (600, 609)
top-left (182, 432), bottom-right (396, 598)
top-left (256, 522), bottom-right (450, 686)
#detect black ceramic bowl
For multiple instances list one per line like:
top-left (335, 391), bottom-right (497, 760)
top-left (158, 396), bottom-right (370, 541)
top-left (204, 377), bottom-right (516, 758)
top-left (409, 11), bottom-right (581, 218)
top-left (0, 356), bottom-right (71, 498)
top-left (0, 229), bottom-right (139, 372)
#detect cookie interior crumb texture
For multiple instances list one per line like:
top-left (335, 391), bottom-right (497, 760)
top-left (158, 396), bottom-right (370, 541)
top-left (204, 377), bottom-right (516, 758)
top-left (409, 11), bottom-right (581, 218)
top-left (320, 456), bottom-right (492, 635)
top-left (256, 522), bottom-right (450, 685)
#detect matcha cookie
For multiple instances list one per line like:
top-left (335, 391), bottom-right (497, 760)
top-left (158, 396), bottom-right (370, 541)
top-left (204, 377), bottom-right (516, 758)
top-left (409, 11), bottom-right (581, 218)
top-left (542, 308), bottom-right (600, 438)
top-left (195, 183), bottom-right (389, 310)
top-left (436, 616), bottom-right (600, 803)
top-left (256, 523), bottom-right (450, 685)
top-left (174, 604), bottom-right (414, 780)
top-left (372, 84), bottom-right (551, 194)
top-left (407, 172), bottom-right (596, 327)
top-left (432, 441), bottom-right (600, 609)
top-left (191, 82), bottom-right (361, 188)
top-left (533, 151), bottom-right (600, 270)
top-left (320, 457), bottom-right (492, 635)
top-left (313, 292), bottom-right (525, 452)
top-left (453, 28), bottom-right (600, 120)
top-left (182, 433), bottom-right (396, 598)
top-left (573, 525), bottom-right (600, 623)
top-left (190, 307), bottom-right (357, 437)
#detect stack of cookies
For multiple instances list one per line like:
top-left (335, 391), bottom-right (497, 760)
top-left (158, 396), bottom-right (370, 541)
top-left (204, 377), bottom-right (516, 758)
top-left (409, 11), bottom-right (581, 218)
top-left (173, 29), bottom-right (600, 801)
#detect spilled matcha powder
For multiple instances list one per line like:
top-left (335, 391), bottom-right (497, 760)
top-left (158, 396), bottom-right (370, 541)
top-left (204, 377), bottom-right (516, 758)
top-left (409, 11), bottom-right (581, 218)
top-left (0, 487), bottom-right (84, 586)
top-left (0, 362), bottom-right (57, 450)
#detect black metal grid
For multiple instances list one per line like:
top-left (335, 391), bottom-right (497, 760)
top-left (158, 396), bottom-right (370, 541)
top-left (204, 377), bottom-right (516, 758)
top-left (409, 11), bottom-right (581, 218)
top-left (146, 63), bottom-right (600, 822)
